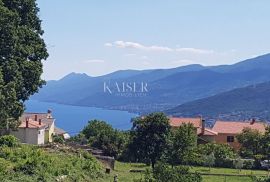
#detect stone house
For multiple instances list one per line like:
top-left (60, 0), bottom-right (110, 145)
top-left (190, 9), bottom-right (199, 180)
top-left (10, 118), bottom-right (46, 145)
top-left (22, 110), bottom-right (55, 143)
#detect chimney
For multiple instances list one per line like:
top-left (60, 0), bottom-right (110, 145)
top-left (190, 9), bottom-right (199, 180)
top-left (250, 118), bottom-right (256, 125)
top-left (39, 119), bottom-right (42, 125)
top-left (34, 115), bottom-right (38, 121)
top-left (47, 109), bottom-right (52, 118)
top-left (202, 119), bottom-right (205, 135)
top-left (26, 117), bottom-right (29, 128)
top-left (47, 109), bottom-right (52, 114)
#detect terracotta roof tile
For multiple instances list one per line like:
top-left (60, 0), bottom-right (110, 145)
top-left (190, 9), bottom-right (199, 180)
top-left (212, 120), bottom-right (267, 134)
top-left (19, 119), bottom-right (46, 129)
top-left (197, 127), bottom-right (218, 136)
top-left (169, 117), bottom-right (202, 128)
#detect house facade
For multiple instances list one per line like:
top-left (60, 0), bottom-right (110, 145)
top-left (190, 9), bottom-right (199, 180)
top-left (168, 117), bottom-right (217, 143)
top-left (9, 110), bottom-right (69, 145)
top-left (168, 117), bottom-right (267, 150)
top-left (211, 120), bottom-right (266, 150)
top-left (10, 118), bottom-right (46, 145)
top-left (22, 110), bottom-right (55, 143)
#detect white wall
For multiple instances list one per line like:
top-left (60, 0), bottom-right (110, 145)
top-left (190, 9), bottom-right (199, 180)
top-left (11, 128), bottom-right (45, 145)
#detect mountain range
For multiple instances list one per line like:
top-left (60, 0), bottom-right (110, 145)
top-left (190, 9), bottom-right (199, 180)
top-left (33, 53), bottom-right (270, 118)
top-left (166, 81), bottom-right (270, 121)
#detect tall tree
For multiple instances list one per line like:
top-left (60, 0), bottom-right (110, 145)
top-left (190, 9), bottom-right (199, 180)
top-left (129, 112), bottom-right (171, 168)
top-left (0, 0), bottom-right (48, 129)
top-left (168, 123), bottom-right (197, 165)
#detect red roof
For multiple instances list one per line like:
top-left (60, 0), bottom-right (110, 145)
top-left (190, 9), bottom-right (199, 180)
top-left (19, 119), bottom-right (46, 129)
top-left (197, 127), bottom-right (218, 136)
top-left (169, 117), bottom-right (202, 128)
top-left (212, 120), bottom-right (267, 134)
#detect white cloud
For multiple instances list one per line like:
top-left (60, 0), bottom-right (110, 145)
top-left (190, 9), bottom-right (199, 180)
top-left (84, 59), bottom-right (105, 63)
top-left (104, 43), bottom-right (113, 47)
top-left (175, 48), bottom-right (214, 54)
top-left (108, 41), bottom-right (173, 52)
top-left (105, 40), bottom-right (214, 55)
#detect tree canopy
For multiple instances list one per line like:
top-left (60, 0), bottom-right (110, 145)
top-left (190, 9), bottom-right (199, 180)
top-left (0, 0), bottom-right (48, 129)
top-left (236, 128), bottom-right (263, 158)
top-left (81, 120), bottom-right (128, 158)
top-left (168, 123), bottom-right (197, 165)
top-left (129, 112), bottom-right (171, 168)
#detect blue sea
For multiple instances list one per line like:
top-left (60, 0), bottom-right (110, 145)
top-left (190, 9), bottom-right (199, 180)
top-left (25, 100), bottom-right (138, 135)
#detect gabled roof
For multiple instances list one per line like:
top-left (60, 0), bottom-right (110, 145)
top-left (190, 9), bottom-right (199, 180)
top-left (169, 117), bottom-right (202, 128)
top-left (212, 120), bottom-right (267, 134)
top-left (21, 113), bottom-right (55, 127)
top-left (197, 127), bottom-right (218, 136)
top-left (54, 127), bottom-right (67, 135)
top-left (19, 119), bottom-right (46, 129)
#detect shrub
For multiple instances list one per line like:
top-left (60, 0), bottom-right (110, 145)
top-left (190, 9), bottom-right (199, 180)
top-left (0, 135), bottom-right (20, 147)
top-left (202, 153), bottom-right (215, 170)
top-left (53, 135), bottom-right (65, 144)
top-left (81, 120), bottom-right (129, 158)
top-left (243, 159), bottom-right (254, 169)
top-left (0, 145), bottom-right (103, 181)
top-left (197, 143), bottom-right (236, 167)
top-left (252, 176), bottom-right (270, 182)
top-left (138, 162), bottom-right (202, 182)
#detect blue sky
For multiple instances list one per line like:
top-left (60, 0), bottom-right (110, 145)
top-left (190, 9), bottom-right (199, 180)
top-left (37, 0), bottom-right (270, 80)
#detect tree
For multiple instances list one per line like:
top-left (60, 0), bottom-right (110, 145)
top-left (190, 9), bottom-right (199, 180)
top-left (129, 113), bottom-right (171, 168)
top-left (81, 120), bottom-right (128, 158)
top-left (236, 128), bottom-right (263, 158)
top-left (261, 127), bottom-right (270, 159)
top-left (0, 0), bottom-right (48, 130)
top-left (168, 123), bottom-right (197, 165)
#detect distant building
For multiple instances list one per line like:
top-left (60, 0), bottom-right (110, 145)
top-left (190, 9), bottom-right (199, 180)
top-left (22, 110), bottom-right (55, 143)
top-left (211, 120), bottom-right (266, 149)
top-left (169, 117), bottom-right (267, 150)
top-left (54, 126), bottom-right (70, 139)
top-left (10, 118), bottom-right (46, 145)
top-left (9, 110), bottom-right (69, 145)
top-left (168, 117), bottom-right (217, 143)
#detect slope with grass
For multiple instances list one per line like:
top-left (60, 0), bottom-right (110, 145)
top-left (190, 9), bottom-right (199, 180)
top-left (0, 143), bottom-right (103, 182)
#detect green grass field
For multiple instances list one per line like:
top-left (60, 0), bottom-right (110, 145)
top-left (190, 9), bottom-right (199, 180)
top-left (98, 161), bottom-right (269, 182)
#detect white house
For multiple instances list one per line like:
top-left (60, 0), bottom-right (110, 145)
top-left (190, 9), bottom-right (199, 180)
top-left (10, 118), bottom-right (46, 145)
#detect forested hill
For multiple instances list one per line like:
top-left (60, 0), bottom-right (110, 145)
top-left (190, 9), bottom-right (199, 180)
top-left (167, 81), bottom-right (270, 120)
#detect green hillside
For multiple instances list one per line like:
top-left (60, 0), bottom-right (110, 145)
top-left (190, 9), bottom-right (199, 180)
top-left (167, 82), bottom-right (270, 120)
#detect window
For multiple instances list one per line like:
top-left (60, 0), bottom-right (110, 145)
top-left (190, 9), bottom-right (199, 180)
top-left (227, 136), bottom-right (234, 143)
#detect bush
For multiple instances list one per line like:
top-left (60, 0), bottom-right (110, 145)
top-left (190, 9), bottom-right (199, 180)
top-left (243, 159), bottom-right (254, 169)
top-left (138, 162), bottom-right (202, 182)
top-left (0, 145), bottom-right (103, 181)
top-left (81, 120), bottom-right (129, 158)
top-left (252, 176), bottom-right (270, 182)
top-left (53, 135), bottom-right (65, 144)
top-left (0, 135), bottom-right (20, 147)
top-left (197, 143), bottom-right (236, 167)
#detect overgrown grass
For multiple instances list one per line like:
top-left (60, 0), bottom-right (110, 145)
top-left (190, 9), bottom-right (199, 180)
top-left (98, 162), bottom-right (269, 182)
top-left (0, 144), bottom-right (103, 182)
